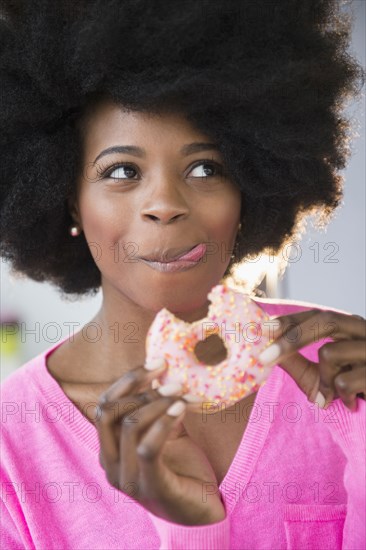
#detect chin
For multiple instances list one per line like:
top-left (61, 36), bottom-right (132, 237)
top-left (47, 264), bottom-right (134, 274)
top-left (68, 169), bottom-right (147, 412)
top-left (144, 276), bottom-right (222, 316)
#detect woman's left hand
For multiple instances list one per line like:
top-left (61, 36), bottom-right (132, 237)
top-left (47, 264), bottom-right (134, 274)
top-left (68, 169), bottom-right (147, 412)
top-left (258, 309), bottom-right (366, 411)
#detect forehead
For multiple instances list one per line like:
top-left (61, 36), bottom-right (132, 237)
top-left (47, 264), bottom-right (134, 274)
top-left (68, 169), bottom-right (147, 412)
top-left (80, 100), bottom-right (211, 157)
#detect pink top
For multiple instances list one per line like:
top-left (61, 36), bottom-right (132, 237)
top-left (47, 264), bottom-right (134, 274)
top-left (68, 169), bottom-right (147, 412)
top-left (1, 299), bottom-right (365, 549)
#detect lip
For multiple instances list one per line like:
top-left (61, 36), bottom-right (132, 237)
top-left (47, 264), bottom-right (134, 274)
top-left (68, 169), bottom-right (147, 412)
top-left (140, 243), bottom-right (207, 272)
top-left (140, 243), bottom-right (206, 263)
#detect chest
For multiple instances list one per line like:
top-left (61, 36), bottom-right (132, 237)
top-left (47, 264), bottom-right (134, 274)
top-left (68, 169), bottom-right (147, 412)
top-left (180, 412), bottom-right (250, 485)
top-left (59, 382), bottom-right (250, 485)
top-left (200, 437), bottom-right (244, 486)
top-left (58, 382), bottom-right (108, 424)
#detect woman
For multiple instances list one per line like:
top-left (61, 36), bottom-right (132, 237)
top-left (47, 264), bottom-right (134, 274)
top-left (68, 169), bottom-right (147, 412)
top-left (1, 1), bottom-right (365, 548)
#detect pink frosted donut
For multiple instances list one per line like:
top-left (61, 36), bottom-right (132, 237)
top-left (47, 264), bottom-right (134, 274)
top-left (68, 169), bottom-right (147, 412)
top-left (145, 283), bottom-right (275, 409)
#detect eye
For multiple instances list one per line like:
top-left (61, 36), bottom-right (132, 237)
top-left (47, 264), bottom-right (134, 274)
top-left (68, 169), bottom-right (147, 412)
top-left (96, 159), bottom-right (224, 181)
top-left (108, 164), bottom-right (138, 179)
top-left (189, 161), bottom-right (223, 178)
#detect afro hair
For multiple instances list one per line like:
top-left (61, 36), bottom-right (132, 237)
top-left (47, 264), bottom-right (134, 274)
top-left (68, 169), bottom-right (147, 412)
top-left (0, 0), bottom-right (364, 296)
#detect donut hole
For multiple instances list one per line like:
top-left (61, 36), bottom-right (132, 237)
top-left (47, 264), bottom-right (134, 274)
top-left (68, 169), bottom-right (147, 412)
top-left (194, 334), bottom-right (227, 365)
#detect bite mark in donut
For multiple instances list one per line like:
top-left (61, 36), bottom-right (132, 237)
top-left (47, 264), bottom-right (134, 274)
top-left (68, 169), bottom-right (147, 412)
top-left (145, 283), bottom-right (275, 409)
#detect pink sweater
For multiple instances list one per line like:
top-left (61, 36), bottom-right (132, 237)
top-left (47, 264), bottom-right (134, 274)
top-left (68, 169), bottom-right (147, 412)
top-left (1, 299), bottom-right (365, 550)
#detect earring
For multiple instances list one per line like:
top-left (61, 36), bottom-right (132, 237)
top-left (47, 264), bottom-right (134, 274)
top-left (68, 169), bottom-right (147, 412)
top-left (69, 225), bottom-right (81, 237)
top-left (238, 222), bottom-right (242, 231)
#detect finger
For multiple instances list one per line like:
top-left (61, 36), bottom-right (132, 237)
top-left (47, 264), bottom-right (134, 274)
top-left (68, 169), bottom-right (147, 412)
top-left (95, 401), bottom-right (121, 467)
top-left (118, 396), bottom-right (179, 490)
top-left (277, 352), bottom-right (320, 403)
top-left (97, 377), bottom-right (186, 473)
top-left (352, 314), bottom-right (366, 322)
top-left (96, 389), bottom-right (162, 470)
top-left (99, 362), bottom-right (168, 405)
top-left (270, 310), bottom-right (319, 335)
top-left (333, 365), bottom-right (366, 412)
top-left (260, 311), bottom-right (366, 367)
top-left (318, 340), bottom-right (366, 393)
top-left (137, 403), bottom-right (189, 502)
top-left (273, 310), bottom-right (366, 341)
top-left (277, 342), bottom-right (366, 406)
top-left (135, 400), bottom-right (187, 469)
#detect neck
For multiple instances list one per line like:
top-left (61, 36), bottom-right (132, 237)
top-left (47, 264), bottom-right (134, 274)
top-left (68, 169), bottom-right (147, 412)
top-left (61, 280), bottom-right (211, 384)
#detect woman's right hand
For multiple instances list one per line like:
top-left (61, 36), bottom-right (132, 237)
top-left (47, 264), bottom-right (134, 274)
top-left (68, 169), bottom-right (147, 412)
top-left (94, 361), bottom-right (226, 526)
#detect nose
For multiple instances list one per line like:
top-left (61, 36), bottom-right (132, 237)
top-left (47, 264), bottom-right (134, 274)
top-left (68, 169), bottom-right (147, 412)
top-left (140, 177), bottom-right (189, 225)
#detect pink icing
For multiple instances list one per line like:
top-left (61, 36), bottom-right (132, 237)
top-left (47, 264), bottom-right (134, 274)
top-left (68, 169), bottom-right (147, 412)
top-left (145, 283), bottom-right (275, 408)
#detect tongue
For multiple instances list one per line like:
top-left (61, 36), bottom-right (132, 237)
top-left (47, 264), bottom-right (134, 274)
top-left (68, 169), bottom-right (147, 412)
top-left (177, 243), bottom-right (206, 261)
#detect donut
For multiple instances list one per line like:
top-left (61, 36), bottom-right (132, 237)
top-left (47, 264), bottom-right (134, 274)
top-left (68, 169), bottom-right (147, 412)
top-left (145, 282), bottom-right (275, 409)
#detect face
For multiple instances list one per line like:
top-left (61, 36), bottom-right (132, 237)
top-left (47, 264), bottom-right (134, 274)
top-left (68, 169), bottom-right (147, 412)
top-left (72, 101), bottom-right (241, 314)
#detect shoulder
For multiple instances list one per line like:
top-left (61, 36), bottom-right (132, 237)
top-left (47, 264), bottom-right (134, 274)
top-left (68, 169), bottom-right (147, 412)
top-left (0, 337), bottom-right (65, 401)
top-left (252, 295), bottom-right (351, 318)
top-left (0, 342), bottom-right (65, 451)
top-left (1, 332), bottom-right (71, 385)
top-left (0, 358), bottom-right (38, 450)
top-left (1, 355), bottom-right (40, 399)
top-left (1, 354), bottom-right (46, 439)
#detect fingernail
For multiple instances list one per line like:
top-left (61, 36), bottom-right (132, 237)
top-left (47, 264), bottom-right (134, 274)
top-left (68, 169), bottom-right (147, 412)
top-left (314, 391), bottom-right (326, 408)
top-left (182, 393), bottom-right (202, 403)
top-left (157, 383), bottom-right (183, 396)
top-left (93, 405), bottom-right (102, 421)
top-left (258, 343), bottom-right (281, 365)
top-left (144, 358), bottom-right (167, 371)
top-left (166, 400), bottom-right (186, 417)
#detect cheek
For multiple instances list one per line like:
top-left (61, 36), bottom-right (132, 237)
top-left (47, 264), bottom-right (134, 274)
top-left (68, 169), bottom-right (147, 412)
top-left (79, 190), bottom-right (130, 240)
top-left (79, 196), bottom-right (132, 271)
top-left (78, 184), bottom-right (241, 244)
top-left (211, 189), bottom-right (241, 234)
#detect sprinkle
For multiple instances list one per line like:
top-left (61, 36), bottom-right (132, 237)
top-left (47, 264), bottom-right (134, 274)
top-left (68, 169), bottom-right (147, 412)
top-left (237, 372), bottom-right (248, 384)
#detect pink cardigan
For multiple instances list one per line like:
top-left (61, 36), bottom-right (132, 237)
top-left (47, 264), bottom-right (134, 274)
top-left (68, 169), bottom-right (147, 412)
top-left (1, 299), bottom-right (365, 549)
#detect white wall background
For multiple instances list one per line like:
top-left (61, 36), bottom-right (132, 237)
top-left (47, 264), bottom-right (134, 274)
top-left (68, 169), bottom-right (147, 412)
top-left (1, 0), bottom-right (365, 379)
top-left (0, 270), bottom-right (102, 378)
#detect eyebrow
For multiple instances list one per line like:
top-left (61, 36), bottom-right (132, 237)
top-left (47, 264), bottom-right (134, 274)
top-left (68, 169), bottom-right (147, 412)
top-left (93, 142), bottom-right (220, 164)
